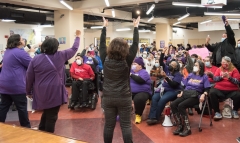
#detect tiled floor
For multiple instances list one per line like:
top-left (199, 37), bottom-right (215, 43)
top-left (5, 88), bottom-right (240, 143)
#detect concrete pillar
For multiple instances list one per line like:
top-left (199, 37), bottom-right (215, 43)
top-left (156, 24), bottom-right (172, 49)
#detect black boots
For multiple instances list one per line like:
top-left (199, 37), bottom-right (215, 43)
top-left (188, 108), bottom-right (193, 116)
top-left (179, 115), bottom-right (191, 137)
top-left (173, 113), bottom-right (183, 135)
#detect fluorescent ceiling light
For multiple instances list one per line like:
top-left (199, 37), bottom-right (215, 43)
top-left (228, 18), bottom-right (240, 21)
top-left (1, 19), bottom-right (16, 22)
top-left (116, 28), bottom-right (131, 31)
top-left (139, 30), bottom-right (151, 33)
top-left (178, 13), bottom-right (190, 21)
top-left (60, 0), bottom-right (73, 10)
top-left (146, 4), bottom-right (155, 15)
top-left (200, 20), bottom-right (212, 24)
top-left (148, 16), bottom-right (154, 22)
top-left (173, 22), bottom-right (181, 25)
top-left (204, 12), bottom-right (240, 16)
top-left (40, 25), bottom-right (54, 27)
top-left (172, 2), bottom-right (222, 8)
top-left (112, 9), bottom-right (115, 18)
top-left (91, 26), bottom-right (103, 29)
top-left (105, 0), bottom-right (110, 7)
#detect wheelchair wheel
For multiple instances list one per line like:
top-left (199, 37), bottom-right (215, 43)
top-left (91, 93), bottom-right (97, 110)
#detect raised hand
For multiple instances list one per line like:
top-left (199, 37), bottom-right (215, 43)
top-left (103, 17), bottom-right (108, 27)
top-left (225, 18), bottom-right (229, 26)
top-left (76, 30), bottom-right (81, 37)
top-left (133, 16), bottom-right (140, 27)
top-left (206, 35), bottom-right (210, 44)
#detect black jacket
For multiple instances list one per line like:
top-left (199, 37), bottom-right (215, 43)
top-left (206, 25), bottom-right (236, 67)
top-left (99, 27), bottom-right (139, 97)
top-left (235, 47), bottom-right (240, 71)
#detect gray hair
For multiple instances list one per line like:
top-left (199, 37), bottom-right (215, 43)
top-left (222, 56), bottom-right (231, 62)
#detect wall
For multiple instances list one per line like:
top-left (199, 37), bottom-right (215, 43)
top-left (173, 28), bottom-right (240, 46)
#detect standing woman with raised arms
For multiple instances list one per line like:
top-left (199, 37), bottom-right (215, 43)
top-left (99, 16), bottom-right (140, 143)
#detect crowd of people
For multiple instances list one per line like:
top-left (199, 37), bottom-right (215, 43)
top-left (0, 16), bottom-right (240, 143)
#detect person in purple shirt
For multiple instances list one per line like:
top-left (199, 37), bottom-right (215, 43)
top-left (130, 57), bottom-right (151, 124)
top-left (170, 60), bottom-right (210, 137)
top-left (0, 34), bottom-right (32, 128)
top-left (26, 30), bottom-right (81, 133)
top-left (147, 47), bottom-right (183, 125)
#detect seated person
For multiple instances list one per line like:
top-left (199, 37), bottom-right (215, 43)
top-left (209, 56), bottom-right (240, 120)
top-left (147, 48), bottom-right (183, 125)
top-left (145, 52), bottom-right (155, 74)
top-left (130, 57), bottom-right (152, 124)
top-left (69, 55), bottom-right (95, 108)
top-left (150, 60), bottom-right (161, 77)
top-left (170, 60), bottom-right (211, 137)
top-left (79, 47), bottom-right (99, 72)
top-left (204, 56), bottom-right (218, 84)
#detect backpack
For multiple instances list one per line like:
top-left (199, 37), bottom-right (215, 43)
top-left (222, 104), bottom-right (232, 118)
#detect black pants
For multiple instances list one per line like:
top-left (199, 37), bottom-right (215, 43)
top-left (209, 88), bottom-right (240, 112)
top-left (0, 94), bottom-right (31, 128)
top-left (171, 96), bottom-right (199, 116)
top-left (39, 105), bottom-right (61, 133)
top-left (132, 92), bottom-right (149, 116)
top-left (102, 97), bottom-right (133, 143)
top-left (71, 80), bottom-right (91, 103)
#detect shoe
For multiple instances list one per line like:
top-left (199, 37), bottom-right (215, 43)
top-left (135, 114), bottom-right (141, 124)
top-left (146, 119), bottom-right (158, 125)
top-left (80, 102), bottom-right (87, 108)
top-left (214, 112), bottom-right (222, 121)
top-left (232, 110), bottom-right (239, 119)
top-left (12, 104), bottom-right (17, 111)
top-left (74, 103), bottom-right (81, 109)
top-left (188, 108), bottom-right (193, 116)
top-left (69, 102), bottom-right (76, 109)
top-left (179, 115), bottom-right (191, 137)
top-left (172, 113), bottom-right (183, 135)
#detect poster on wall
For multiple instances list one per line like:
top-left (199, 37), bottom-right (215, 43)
top-left (160, 40), bottom-right (165, 48)
top-left (59, 37), bottom-right (66, 44)
top-left (94, 37), bottom-right (110, 47)
top-left (139, 38), bottom-right (150, 45)
top-left (10, 29), bottom-right (36, 45)
top-left (41, 35), bottom-right (55, 42)
top-left (201, 0), bottom-right (227, 6)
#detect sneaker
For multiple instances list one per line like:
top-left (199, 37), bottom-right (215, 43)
top-left (135, 114), bottom-right (141, 124)
top-left (146, 118), bottom-right (158, 125)
top-left (214, 112), bottom-right (222, 121)
top-left (232, 110), bottom-right (239, 119)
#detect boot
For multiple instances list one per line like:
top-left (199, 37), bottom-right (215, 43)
top-left (172, 113), bottom-right (183, 135)
top-left (188, 108), bottom-right (193, 116)
top-left (179, 115), bottom-right (192, 137)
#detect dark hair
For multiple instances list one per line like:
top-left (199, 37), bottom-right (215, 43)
top-left (238, 39), bottom-right (240, 42)
top-left (6, 34), bottom-right (21, 49)
top-left (191, 54), bottom-right (198, 58)
top-left (107, 38), bottom-right (129, 60)
top-left (41, 38), bottom-right (59, 55)
top-left (196, 60), bottom-right (205, 77)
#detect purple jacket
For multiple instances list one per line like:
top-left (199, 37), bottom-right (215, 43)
top-left (0, 48), bottom-right (32, 94)
top-left (26, 37), bottom-right (80, 110)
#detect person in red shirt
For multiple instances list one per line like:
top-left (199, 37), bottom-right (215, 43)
top-left (204, 56), bottom-right (218, 84)
top-left (209, 56), bottom-right (240, 121)
top-left (70, 54), bottom-right (95, 108)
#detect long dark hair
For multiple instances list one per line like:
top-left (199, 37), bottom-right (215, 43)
top-left (196, 60), bottom-right (205, 77)
top-left (41, 38), bottom-right (59, 55)
top-left (6, 34), bottom-right (21, 49)
top-left (107, 38), bottom-right (129, 60)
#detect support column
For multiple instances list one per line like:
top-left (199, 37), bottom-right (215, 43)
top-left (54, 10), bottom-right (84, 62)
top-left (156, 23), bottom-right (172, 49)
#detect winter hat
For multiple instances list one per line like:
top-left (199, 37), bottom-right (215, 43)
top-left (133, 57), bottom-right (145, 68)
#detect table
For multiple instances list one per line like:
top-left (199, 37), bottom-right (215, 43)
top-left (0, 123), bottom-right (86, 143)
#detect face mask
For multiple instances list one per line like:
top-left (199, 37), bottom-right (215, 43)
top-left (155, 63), bottom-right (159, 67)
top-left (131, 65), bottom-right (137, 71)
top-left (88, 57), bottom-right (93, 60)
top-left (193, 66), bottom-right (199, 72)
top-left (222, 63), bottom-right (229, 69)
top-left (191, 58), bottom-right (195, 62)
top-left (205, 62), bottom-right (211, 67)
top-left (221, 38), bottom-right (226, 42)
top-left (179, 63), bottom-right (182, 68)
top-left (1, 54), bottom-right (4, 57)
top-left (91, 45), bottom-right (94, 48)
top-left (238, 44), bottom-right (240, 47)
top-left (168, 65), bottom-right (174, 71)
top-left (171, 54), bottom-right (175, 58)
top-left (143, 55), bottom-right (147, 58)
top-left (76, 60), bottom-right (82, 65)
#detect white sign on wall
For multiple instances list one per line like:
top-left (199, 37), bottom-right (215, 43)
top-left (201, 0), bottom-right (227, 6)
top-left (198, 21), bottom-right (239, 32)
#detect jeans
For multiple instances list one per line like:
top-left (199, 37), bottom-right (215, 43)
top-left (39, 105), bottom-right (61, 133)
top-left (210, 88), bottom-right (240, 113)
top-left (148, 91), bottom-right (177, 121)
top-left (71, 80), bottom-right (92, 103)
top-left (132, 92), bottom-right (149, 116)
top-left (0, 94), bottom-right (31, 128)
top-left (102, 97), bottom-right (133, 143)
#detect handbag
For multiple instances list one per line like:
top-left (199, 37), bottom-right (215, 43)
top-left (182, 90), bottom-right (199, 98)
top-left (45, 54), bottom-right (67, 103)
